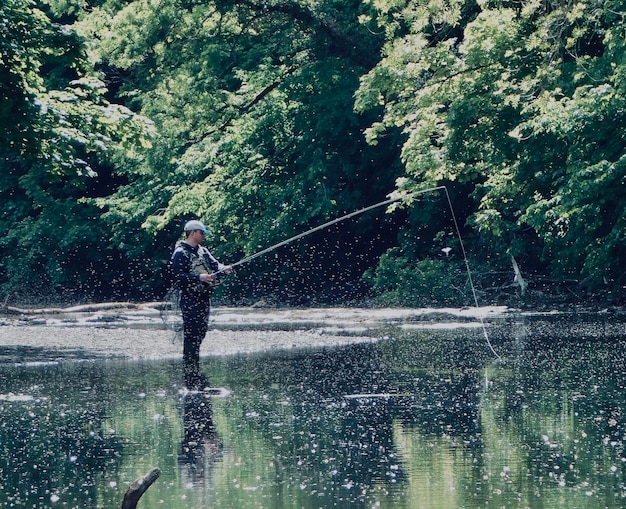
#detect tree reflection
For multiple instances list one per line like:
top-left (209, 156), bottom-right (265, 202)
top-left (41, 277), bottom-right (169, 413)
top-left (0, 363), bottom-right (122, 508)
top-left (480, 316), bottom-right (626, 505)
top-left (213, 342), bottom-right (485, 505)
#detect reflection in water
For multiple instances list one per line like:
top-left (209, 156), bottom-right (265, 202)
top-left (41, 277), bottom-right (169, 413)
top-left (479, 315), bottom-right (626, 507)
top-left (1, 315), bottom-right (626, 508)
top-left (0, 362), bottom-right (123, 508)
top-left (210, 343), bottom-right (486, 506)
top-left (178, 392), bottom-right (223, 485)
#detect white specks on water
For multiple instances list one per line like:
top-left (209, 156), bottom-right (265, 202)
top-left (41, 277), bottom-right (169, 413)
top-left (344, 393), bottom-right (411, 399)
top-left (542, 435), bottom-right (560, 448)
top-left (0, 393), bottom-right (35, 402)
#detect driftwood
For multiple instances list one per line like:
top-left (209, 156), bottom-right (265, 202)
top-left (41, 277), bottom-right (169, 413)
top-left (2, 302), bottom-right (143, 316)
top-left (121, 468), bottom-right (161, 509)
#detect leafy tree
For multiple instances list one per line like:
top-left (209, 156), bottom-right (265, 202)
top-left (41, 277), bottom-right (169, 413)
top-left (3, 0), bottom-right (624, 306)
top-left (79, 0), bottom-right (404, 302)
top-left (0, 0), bottom-right (153, 303)
top-left (356, 0), bottom-right (626, 298)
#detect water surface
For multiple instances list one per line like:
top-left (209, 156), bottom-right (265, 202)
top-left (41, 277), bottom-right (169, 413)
top-left (1, 313), bottom-right (625, 508)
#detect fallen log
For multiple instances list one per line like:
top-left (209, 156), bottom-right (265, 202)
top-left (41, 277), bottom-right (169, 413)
top-left (2, 302), bottom-right (141, 316)
top-left (121, 468), bottom-right (161, 509)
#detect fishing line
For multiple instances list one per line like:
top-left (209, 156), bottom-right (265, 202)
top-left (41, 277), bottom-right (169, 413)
top-left (214, 185), bottom-right (499, 358)
top-left (442, 187), bottom-right (501, 359)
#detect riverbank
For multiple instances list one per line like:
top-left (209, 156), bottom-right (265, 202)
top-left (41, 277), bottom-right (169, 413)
top-left (0, 303), bottom-right (515, 363)
top-left (2, 302), bottom-right (624, 364)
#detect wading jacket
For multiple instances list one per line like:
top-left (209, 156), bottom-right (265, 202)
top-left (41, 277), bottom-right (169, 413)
top-left (171, 241), bottom-right (225, 297)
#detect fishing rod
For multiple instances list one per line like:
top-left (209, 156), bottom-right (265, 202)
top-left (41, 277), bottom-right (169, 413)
top-left (213, 184), bottom-right (500, 358)
top-left (222, 185), bottom-right (446, 271)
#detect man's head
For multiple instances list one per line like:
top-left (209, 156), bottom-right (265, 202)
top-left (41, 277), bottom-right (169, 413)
top-left (184, 220), bottom-right (211, 245)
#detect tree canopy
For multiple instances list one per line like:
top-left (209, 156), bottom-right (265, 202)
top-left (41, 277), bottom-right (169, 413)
top-left (356, 0), bottom-right (625, 297)
top-left (0, 0), bottom-right (623, 306)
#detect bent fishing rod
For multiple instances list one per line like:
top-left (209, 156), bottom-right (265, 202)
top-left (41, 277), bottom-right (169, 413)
top-left (220, 185), bottom-right (447, 272)
top-left (211, 184), bottom-right (500, 358)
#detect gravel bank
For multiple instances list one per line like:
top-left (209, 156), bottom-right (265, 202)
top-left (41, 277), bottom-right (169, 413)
top-left (0, 304), bottom-right (511, 363)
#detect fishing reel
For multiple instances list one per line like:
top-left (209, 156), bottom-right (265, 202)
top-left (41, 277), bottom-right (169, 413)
top-left (205, 269), bottom-right (232, 288)
top-left (206, 271), bottom-right (226, 288)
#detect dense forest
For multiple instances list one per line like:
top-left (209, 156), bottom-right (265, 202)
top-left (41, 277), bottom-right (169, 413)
top-left (1, 0), bottom-right (624, 307)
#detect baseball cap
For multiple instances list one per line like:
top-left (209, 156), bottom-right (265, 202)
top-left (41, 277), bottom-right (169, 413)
top-left (183, 220), bottom-right (211, 235)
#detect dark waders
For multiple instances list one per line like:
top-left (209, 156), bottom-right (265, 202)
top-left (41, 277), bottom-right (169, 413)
top-left (181, 293), bottom-right (211, 389)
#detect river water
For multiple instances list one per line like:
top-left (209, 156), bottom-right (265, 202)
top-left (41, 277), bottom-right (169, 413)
top-left (1, 310), bottom-right (625, 508)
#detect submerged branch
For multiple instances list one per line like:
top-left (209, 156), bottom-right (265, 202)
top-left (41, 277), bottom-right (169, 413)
top-left (121, 468), bottom-right (161, 509)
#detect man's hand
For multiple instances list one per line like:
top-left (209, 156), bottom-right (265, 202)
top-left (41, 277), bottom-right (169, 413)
top-left (199, 273), bottom-right (216, 284)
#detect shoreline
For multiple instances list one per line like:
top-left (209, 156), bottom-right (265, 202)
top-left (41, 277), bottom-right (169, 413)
top-left (1, 304), bottom-right (623, 364)
top-left (0, 304), bottom-right (512, 364)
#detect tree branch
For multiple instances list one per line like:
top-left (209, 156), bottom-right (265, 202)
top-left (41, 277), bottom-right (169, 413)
top-left (121, 468), bottom-right (161, 509)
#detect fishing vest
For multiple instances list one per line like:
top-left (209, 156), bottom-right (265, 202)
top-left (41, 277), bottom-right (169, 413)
top-left (190, 247), bottom-right (213, 277)
top-left (174, 244), bottom-right (219, 295)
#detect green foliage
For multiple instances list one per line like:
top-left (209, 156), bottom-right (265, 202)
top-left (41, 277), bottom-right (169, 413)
top-left (364, 249), bottom-right (470, 307)
top-left (356, 0), bottom-right (626, 295)
top-left (80, 0), bottom-right (400, 301)
top-left (1, 0), bottom-right (625, 305)
top-left (0, 0), bottom-right (154, 302)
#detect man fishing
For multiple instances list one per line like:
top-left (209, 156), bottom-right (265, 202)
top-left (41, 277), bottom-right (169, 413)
top-left (171, 220), bottom-right (232, 390)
